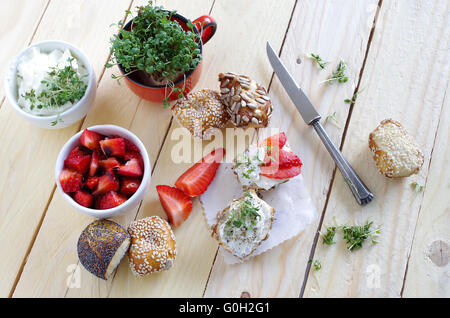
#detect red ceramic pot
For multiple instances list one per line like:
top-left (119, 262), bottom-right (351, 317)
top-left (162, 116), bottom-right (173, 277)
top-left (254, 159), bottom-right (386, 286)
top-left (117, 13), bottom-right (217, 103)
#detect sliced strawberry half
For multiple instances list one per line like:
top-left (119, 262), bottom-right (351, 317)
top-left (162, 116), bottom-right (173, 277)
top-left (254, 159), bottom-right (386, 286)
top-left (92, 172), bottom-right (119, 196)
top-left (120, 177), bottom-right (141, 196)
top-left (64, 147), bottom-right (91, 175)
top-left (85, 176), bottom-right (99, 191)
top-left (98, 191), bottom-right (127, 210)
top-left (79, 129), bottom-right (103, 150)
top-left (156, 185), bottom-right (193, 227)
top-left (89, 150), bottom-right (101, 177)
top-left (73, 190), bottom-right (93, 208)
top-left (59, 169), bottom-right (83, 193)
top-left (99, 157), bottom-right (120, 171)
top-left (100, 138), bottom-right (126, 158)
top-left (175, 148), bottom-right (225, 197)
top-left (115, 158), bottom-right (143, 177)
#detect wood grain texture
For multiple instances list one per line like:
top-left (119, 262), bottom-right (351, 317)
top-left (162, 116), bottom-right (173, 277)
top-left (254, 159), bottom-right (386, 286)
top-left (303, 0), bottom-right (450, 297)
top-left (105, 0), bottom-right (297, 298)
top-left (0, 0), bottom-right (49, 105)
top-left (402, 80), bottom-right (450, 298)
top-left (204, 0), bottom-right (379, 298)
top-left (13, 0), bottom-right (215, 298)
top-left (0, 0), bottom-right (131, 298)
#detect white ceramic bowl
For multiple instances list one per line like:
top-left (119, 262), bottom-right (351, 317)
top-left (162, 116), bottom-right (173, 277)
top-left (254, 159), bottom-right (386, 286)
top-left (4, 40), bottom-right (96, 129)
top-left (55, 125), bottom-right (151, 218)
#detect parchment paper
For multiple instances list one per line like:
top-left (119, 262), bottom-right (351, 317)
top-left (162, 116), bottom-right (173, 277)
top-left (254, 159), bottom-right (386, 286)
top-left (200, 163), bottom-right (318, 264)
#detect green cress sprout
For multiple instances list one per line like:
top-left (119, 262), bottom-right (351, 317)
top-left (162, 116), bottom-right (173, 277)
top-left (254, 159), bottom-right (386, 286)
top-left (309, 53), bottom-right (329, 69)
top-left (106, 1), bottom-right (201, 107)
top-left (322, 60), bottom-right (348, 84)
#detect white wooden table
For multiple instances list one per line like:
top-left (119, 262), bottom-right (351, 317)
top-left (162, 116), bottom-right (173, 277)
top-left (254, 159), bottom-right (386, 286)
top-left (0, 0), bottom-right (448, 298)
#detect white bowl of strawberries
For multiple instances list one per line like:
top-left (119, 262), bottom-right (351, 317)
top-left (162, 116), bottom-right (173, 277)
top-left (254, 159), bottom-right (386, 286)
top-left (56, 125), bottom-right (151, 218)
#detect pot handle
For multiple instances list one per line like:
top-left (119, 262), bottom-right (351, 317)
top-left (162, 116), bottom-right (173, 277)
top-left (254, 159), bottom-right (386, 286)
top-left (193, 15), bottom-right (217, 45)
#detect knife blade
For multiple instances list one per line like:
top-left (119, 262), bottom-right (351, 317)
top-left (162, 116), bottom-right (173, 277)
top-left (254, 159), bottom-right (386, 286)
top-left (266, 42), bottom-right (373, 205)
top-left (266, 42), bottom-right (321, 125)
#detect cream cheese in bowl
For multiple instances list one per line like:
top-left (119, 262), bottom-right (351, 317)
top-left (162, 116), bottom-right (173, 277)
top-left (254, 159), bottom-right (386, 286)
top-left (4, 40), bottom-right (96, 129)
top-left (16, 47), bottom-right (88, 116)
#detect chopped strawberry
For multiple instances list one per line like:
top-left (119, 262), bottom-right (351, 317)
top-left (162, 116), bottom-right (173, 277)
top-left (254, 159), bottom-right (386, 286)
top-left (124, 139), bottom-right (140, 152)
top-left (64, 147), bottom-right (91, 174)
top-left (99, 157), bottom-right (120, 171)
top-left (115, 158), bottom-right (143, 177)
top-left (156, 185), bottom-right (193, 226)
top-left (89, 150), bottom-right (101, 177)
top-left (100, 138), bottom-right (126, 158)
top-left (73, 191), bottom-right (93, 208)
top-left (98, 191), bottom-right (127, 210)
top-left (124, 151), bottom-right (144, 169)
top-left (79, 129), bottom-right (103, 150)
top-left (85, 176), bottom-right (99, 191)
top-left (92, 172), bottom-right (119, 196)
top-left (59, 169), bottom-right (83, 193)
top-left (175, 148), bottom-right (225, 197)
top-left (260, 149), bottom-right (302, 179)
top-left (120, 177), bottom-right (141, 196)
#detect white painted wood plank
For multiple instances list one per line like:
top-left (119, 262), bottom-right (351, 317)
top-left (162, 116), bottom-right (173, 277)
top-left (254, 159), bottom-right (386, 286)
top-left (303, 0), bottom-right (450, 297)
top-left (204, 0), bottom-right (379, 297)
top-left (402, 80), bottom-right (450, 298)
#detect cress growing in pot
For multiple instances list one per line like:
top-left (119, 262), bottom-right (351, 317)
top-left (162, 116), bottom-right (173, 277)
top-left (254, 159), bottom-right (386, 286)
top-left (106, 1), bottom-right (202, 107)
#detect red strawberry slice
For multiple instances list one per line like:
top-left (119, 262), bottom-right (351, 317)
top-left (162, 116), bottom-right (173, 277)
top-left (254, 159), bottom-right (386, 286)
top-left (98, 191), bottom-right (127, 210)
top-left (79, 129), bottom-right (103, 150)
top-left (92, 172), bottom-right (119, 196)
top-left (115, 158), bottom-right (143, 177)
top-left (175, 148), bottom-right (225, 197)
top-left (260, 149), bottom-right (302, 179)
top-left (85, 176), bottom-right (99, 191)
top-left (156, 185), bottom-right (193, 227)
top-left (99, 157), bottom-right (120, 171)
top-left (89, 150), bottom-right (101, 177)
top-left (124, 151), bottom-right (144, 170)
top-left (258, 132), bottom-right (287, 151)
top-left (100, 138), bottom-right (126, 158)
top-left (59, 169), bottom-right (83, 193)
top-left (120, 177), bottom-right (141, 196)
top-left (260, 165), bottom-right (302, 179)
top-left (64, 147), bottom-right (91, 174)
top-left (73, 190), bottom-right (93, 208)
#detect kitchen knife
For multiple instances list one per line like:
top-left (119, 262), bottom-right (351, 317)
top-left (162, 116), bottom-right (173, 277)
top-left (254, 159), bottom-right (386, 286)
top-left (266, 42), bottom-right (373, 205)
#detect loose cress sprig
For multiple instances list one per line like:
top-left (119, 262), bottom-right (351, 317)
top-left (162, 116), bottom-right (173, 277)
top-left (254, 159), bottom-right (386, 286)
top-left (322, 60), bottom-right (349, 85)
top-left (309, 53), bottom-right (329, 69)
top-left (321, 221), bottom-right (380, 251)
top-left (411, 182), bottom-right (425, 192)
top-left (325, 112), bottom-right (342, 129)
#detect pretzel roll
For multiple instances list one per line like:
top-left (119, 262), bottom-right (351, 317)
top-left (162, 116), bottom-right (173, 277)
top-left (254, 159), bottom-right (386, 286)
top-left (171, 89), bottom-right (230, 139)
top-left (127, 216), bottom-right (177, 276)
top-left (218, 72), bottom-right (273, 128)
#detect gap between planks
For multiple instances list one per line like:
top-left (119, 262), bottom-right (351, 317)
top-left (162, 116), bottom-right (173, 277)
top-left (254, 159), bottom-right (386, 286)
top-left (298, 0), bottom-right (384, 298)
top-left (399, 82), bottom-right (449, 297)
top-left (7, 0), bottom-right (136, 298)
